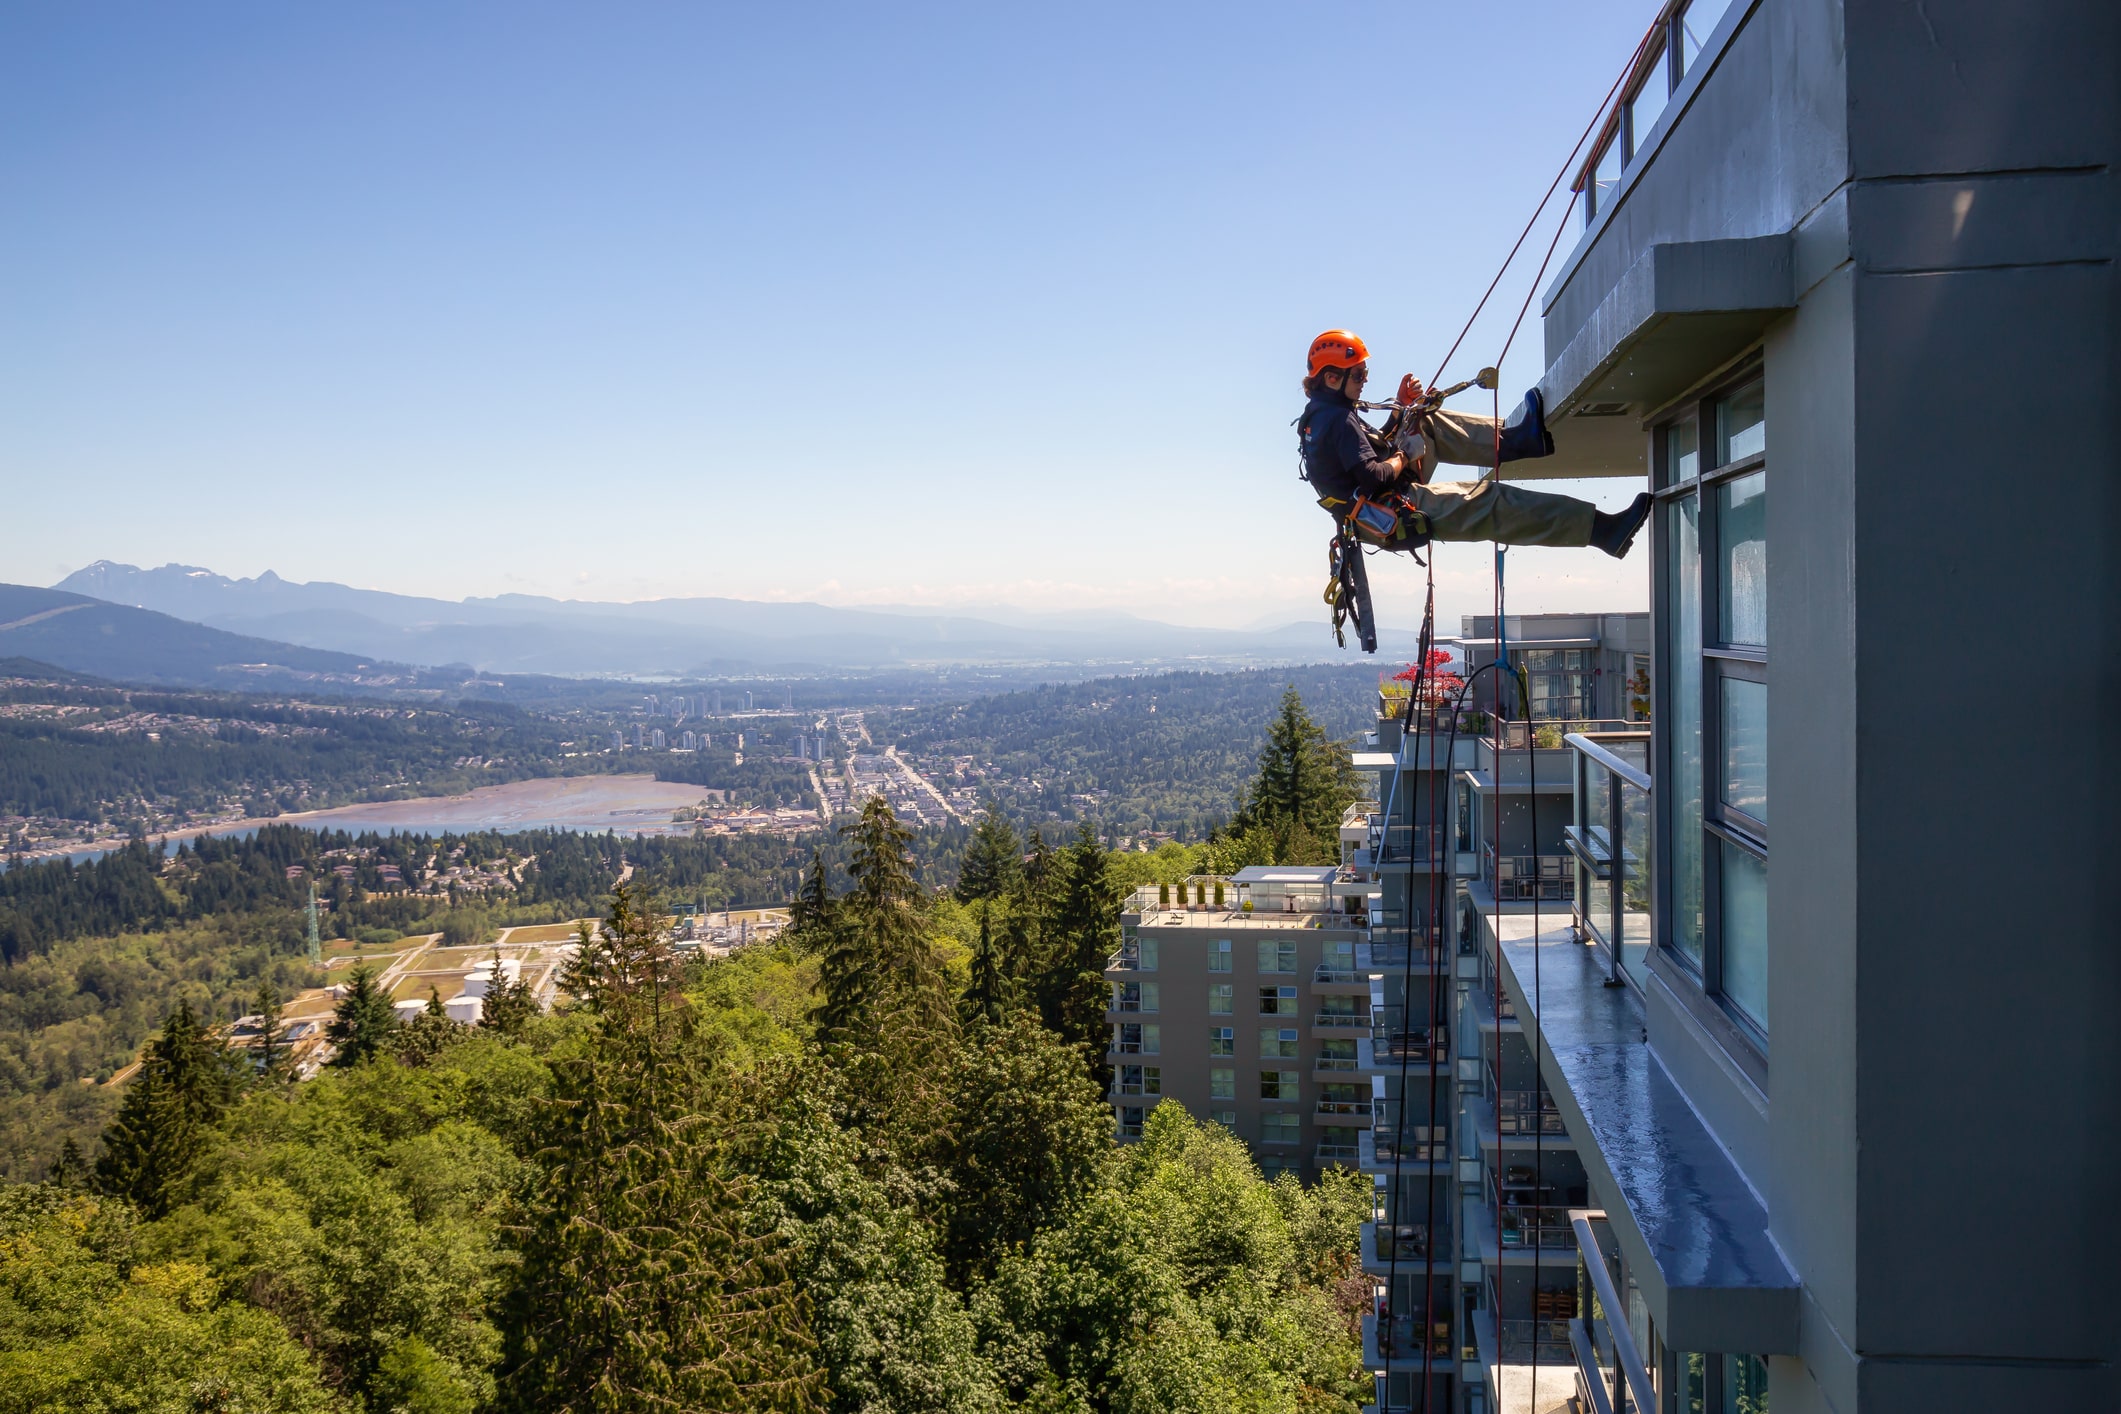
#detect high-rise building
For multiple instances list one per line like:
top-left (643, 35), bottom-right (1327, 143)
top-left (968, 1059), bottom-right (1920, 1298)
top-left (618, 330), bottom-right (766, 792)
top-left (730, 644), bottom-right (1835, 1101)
top-left (681, 730), bottom-right (697, 751)
top-left (610, 730), bottom-right (623, 752)
top-left (650, 728), bottom-right (665, 750)
top-left (1353, 3), bottom-right (2120, 1411)
top-left (742, 690), bottom-right (755, 712)
top-left (634, 723), bottom-right (646, 751)
top-left (711, 690), bottom-right (722, 715)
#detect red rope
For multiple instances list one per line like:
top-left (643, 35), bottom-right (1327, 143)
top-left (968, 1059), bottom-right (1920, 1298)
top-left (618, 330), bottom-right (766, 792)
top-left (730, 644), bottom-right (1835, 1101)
top-left (1429, 17), bottom-right (1663, 388)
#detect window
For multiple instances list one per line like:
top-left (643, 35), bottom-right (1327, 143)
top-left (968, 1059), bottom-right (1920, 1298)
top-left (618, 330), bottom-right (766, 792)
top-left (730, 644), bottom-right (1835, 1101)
top-left (1260, 1026), bottom-right (1299, 1059)
top-left (1118, 1065), bottom-right (1161, 1097)
top-left (1259, 985), bottom-right (1298, 1016)
top-left (1520, 647), bottom-right (1595, 720)
top-left (1115, 1023), bottom-right (1159, 1056)
top-left (1260, 1070), bottom-right (1299, 1101)
top-left (1208, 984), bottom-right (1233, 1015)
top-left (1211, 1110), bottom-right (1237, 1130)
top-left (1117, 1106), bottom-right (1145, 1140)
top-left (1209, 1026), bottom-right (1234, 1056)
top-left (1135, 937), bottom-right (1158, 971)
top-left (1210, 1067), bottom-right (1235, 1100)
top-left (1207, 939), bottom-right (1232, 973)
top-left (1261, 1112), bottom-right (1301, 1145)
top-left (1321, 940), bottom-right (1354, 974)
top-left (1112, 980), bottom-right (1158, 1013)
top-left (1258, 939), bottom-right (1296, 974)
top-left (1657, 375), bottom-right (1769, 1049)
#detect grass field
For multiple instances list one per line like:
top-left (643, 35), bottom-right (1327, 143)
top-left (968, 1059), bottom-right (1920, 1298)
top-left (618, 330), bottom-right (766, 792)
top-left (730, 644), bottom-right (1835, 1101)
top-left (501, 921), bottom-right (594, 943)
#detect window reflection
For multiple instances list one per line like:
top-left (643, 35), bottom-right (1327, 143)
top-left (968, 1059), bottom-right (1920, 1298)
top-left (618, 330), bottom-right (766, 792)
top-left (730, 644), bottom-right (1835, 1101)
top-left (1721, 842), bottom-right (1768, 1029)
top-left (1668, 496), bottom-right (1705, 965)
top-left (1720, 678), bottom-right (1766, 823)
top-left (1678, 0), bottom-right (1739, 77)
top-left (1627, 59), bottom-right (1669, 157)
top-left (1718, 471), bottom-right (1767, 645)
top-left (1718, 382), bottom-right (1766, 463)
top-left (1665, 418), bottom-right (1698, 488)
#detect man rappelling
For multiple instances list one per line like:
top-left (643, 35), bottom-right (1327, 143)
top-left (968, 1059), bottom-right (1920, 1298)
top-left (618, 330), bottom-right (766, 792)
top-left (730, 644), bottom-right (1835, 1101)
top-left (1298, 328), bottom-right (1651, 558)
top-left (1298, 329), bottom-right (1652, 652)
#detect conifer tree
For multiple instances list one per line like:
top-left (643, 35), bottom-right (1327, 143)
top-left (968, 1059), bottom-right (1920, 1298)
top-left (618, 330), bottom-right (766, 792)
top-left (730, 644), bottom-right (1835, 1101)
top-left (954, 801), bottom-right (1023, 903)
top-left (478, 948), bottom-right (539, 1040)
top-left (251, 978), bottom-right (290, 1084)
top-left (499, 890), bottom-right (825, 1414)
top-left (46, 1137), bottom-right (86, 1188)
top-left (326, 964), bottom-right (399, 1067)
top-left (814, 798), bottom-right (951, 1043)
top-left (1230, 685), bottom-right (1362, 864)
top-left (960, 903), bottom-right (1013, 1028)
top-left (1034, 824), bottom-right (1122, 1088)
top-left (92, 999), bottom-right (233, 1217)
top-left (785, 852), bottom-right (838, 956)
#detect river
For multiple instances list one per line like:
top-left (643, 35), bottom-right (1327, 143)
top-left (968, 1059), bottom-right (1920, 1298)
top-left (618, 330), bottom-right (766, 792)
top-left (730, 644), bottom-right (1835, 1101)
top-left (53, 775), bottom-right (724, 864)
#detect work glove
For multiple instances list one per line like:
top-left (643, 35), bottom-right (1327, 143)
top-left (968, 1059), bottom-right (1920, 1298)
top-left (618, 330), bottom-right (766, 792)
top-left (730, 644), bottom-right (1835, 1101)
top-left (1391, 419), bottom-right (1429, 467)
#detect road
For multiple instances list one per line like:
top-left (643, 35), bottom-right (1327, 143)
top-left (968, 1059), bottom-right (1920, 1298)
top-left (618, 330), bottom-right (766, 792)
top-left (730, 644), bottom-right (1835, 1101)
top-left (884, 746), bottom-right (962, 823)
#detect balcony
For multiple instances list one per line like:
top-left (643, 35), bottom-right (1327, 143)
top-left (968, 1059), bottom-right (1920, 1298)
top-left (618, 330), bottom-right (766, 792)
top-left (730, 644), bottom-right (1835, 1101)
top-left (1105, 948), bottom-right (1151, 972)
top-left (1484, 847), bottom-right (1573, 903)
top-left (1494, 1087), bottom-right (1569, 1138)
top-left (1361, 1126), bottom-right (1449, 1173)
top-left (1364, 1312), bottom-right (1453, 1366)
top-left (1314, 1052), bottom-right (1359, 1076)
top-left (1355, 938), bottom-right (1440, 971)
top-left (1358, 1029), bottom-right (1450, 1073)
top-left (1371, 823), bottom-right (1447, 869)
top-left (1315, 1096), bottom-right (1373, 1119)
top-left (1314, 1138), bottom-right (1363, 1167)
top-left (1311, 1009), bottom-right (1372, 1033)
top-left (1360, 1221), bottom-right (1433, 1273)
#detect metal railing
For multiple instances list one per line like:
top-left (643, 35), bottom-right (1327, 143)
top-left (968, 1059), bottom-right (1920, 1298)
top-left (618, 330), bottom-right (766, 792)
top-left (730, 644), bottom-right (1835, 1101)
top-left (1313, 1010), bottom-right (1371, 1030)
top-left (1373, 1313), bottom-right (1454, 1360)
top-left (1313, 963), bottom-right (1365, 984)
top-left (1493, 1194), bottom-right (1578, 1251)
top-left (1315, 1141), bottom-right (1363, 1164)
top-left (1372, 1028), bottom-right (1451, 1063)
top-left (1313, 1053), bottom-right (1359, 1073)
top-left (1571, 1210), bottom-right (1658, 1414)
top-left (1485, 846), bottom-right (1574, 902)
top-left (1375, 823), bottom-right (1444, 865)
top-left (1567, 732), bottom-right (1654, 989)
top-left (1371, 1130), bottom-right (1449, 1164)
top-left (1494, 1086), bottom-right (1569, 1136)
top-left (1315, 1097), bottom-right (1373, 1117)
top-left (1494, 1317), bottom-right (1577, 1363)
top-left (1371, 1223), bottom-right (1430, 1261)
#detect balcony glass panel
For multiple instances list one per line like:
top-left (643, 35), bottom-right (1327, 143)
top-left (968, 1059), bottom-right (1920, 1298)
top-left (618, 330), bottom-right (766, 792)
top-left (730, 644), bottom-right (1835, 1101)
top-left (1720, 677), bottom-right (1767, 823)
top-left (1721, 841), bottom-right (1769, 1030)
top-left (1620, 777), bottom-right (1653, 983)
top-left (1625, 50), bottom-right (1670, 158)
top-left (1588, 136), bottom-right (1622, 221)
top-left (1678, 0), bottom-right (1739, 77)
top-left (1668, 494), bottom-right (1705, 965)
top-left (1718, 470), bottom-right (1768, 646)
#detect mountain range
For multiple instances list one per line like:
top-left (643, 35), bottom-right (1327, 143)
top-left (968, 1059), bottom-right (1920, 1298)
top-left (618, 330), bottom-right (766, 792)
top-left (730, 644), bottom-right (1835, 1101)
top-left (49, 561), bottom-right (1418, 678)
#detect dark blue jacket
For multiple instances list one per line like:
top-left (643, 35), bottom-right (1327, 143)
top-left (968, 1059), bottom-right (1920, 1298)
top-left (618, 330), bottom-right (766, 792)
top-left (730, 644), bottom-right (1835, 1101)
top-left (1298, 386), bottom-right (1398, 505)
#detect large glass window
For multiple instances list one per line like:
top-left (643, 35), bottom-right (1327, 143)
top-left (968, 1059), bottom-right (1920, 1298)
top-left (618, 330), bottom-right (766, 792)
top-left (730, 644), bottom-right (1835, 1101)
top-left (1258, 939), bottom-right (1296, 973)
top-left (1720, 842), bottom-right (1769, 1029)
top-left (1208, 939), bottom-right (1231, 972)
top-left (1720, 678), bottom-right (1767, 823)
top-left (1718, 471), bottom-right (1767, 646)
top-left (1210, 1068), bottom-right (1235, 1100)
top-left (1208, 984), bottom-right (1233, 1016)
top-left (1659, 370), bottom-right (1768, 1049)
top-left (1668, 495), bottom-right (1705, 966)
top-left (1678, 0), bottom-right (1740, 78)
top-left (1626, 55), bottom-right (1670, 158)
top-left (1260, 1027), bottom-right (1300, 1059)
top-left (1209, 1026), bottom-right (1234, 1056)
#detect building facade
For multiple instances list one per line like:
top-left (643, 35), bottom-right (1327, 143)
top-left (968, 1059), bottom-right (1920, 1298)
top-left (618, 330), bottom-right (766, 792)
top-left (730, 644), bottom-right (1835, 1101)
top-left (1428, 0), bottom-right (2120, 1411)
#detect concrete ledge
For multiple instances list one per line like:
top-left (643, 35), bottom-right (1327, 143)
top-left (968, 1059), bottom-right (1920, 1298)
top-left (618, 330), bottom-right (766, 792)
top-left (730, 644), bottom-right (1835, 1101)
top-left (1489, 915), bottom-right (1800, 1354)
top-left (1539, 237), bottom-right (1796, 438)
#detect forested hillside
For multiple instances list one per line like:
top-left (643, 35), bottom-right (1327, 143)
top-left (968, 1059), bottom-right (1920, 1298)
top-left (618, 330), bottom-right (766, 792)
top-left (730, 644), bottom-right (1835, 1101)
top-left (0, 807), bottom-right (1373, 1414)
top-left (881, 665), bottom-right (1384, 838)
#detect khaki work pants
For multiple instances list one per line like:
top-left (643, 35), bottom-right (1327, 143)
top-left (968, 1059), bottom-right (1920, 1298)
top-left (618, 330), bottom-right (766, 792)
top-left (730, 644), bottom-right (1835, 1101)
top-left (1391, 405), bottom-right (1593, 546)
top-left (1400, 477), bottom-right (1596, 547)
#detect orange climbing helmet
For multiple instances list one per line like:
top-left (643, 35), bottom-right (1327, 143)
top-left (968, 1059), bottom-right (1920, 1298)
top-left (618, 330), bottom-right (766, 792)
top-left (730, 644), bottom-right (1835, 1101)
top-left (1307, 329), bottom-right (1369, 376)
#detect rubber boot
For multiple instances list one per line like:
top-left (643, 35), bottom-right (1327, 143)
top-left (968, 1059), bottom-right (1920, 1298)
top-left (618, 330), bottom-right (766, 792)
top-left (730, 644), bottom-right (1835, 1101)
top-left (1590, 493), bottom-right (1653, 558)
top-left (1497, 388), bottom-right (1555, 462)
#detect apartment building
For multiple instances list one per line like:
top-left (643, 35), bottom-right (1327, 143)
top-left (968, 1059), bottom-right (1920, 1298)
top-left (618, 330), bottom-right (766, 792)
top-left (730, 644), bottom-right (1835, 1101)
top-left (1415, 1), bottom-right (2121, 1412)
top-left (1107, 867), bottom-right (1375, 1176)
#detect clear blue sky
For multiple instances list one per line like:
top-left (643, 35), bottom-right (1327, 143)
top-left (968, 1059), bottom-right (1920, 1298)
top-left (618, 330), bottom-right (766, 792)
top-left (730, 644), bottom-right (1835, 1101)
top-left (3, 1), bottom-right (1655, 631)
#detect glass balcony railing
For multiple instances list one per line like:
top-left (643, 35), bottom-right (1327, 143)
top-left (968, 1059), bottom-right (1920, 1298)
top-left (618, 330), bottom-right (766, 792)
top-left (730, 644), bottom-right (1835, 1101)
top-left (1566, 731), bottom-right (1653, 986)
top-left (1493, 1317), bottom-right (1576, 1363)
top-left (1372, 1312), bottom-right (1454, 1360)
top-left (1371, 1223), bottom-right (1431, 1261)
top-left (1315, 1097), bottom-right (1373, 1117)
top-left (1313, 1010), bottom-right (1371, 1030)
top-left (1371, 1027), bottom-right (1450, 1063)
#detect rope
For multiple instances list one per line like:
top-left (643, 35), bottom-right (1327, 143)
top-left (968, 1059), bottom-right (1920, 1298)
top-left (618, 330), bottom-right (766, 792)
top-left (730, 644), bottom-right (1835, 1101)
top-left (1427, 18), bottom-right (1664, 389)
